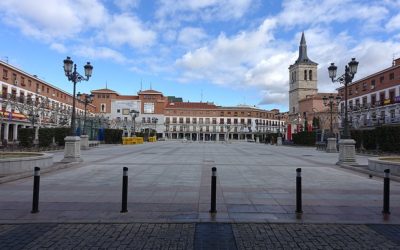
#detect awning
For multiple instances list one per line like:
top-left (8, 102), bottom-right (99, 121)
top-left (0, 111), bottom-right (28, 120)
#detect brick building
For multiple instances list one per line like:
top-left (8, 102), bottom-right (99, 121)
top-left (0, 60), bottom-right (95, 143)
top-left (337, 57), bottom-right (400, 129)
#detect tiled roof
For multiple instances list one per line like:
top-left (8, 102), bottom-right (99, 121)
top-left (138, 89), bottom-right (163, 95)
top-left (166, 102), bottom-right (217, 109)
top-left (91, 88), bottom-right (118, 93)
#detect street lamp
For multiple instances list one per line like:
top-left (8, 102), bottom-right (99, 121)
top-left (322, 94), bottom-right (341, 137)
top-left (328, 58), bottom-right (358, 139)
top-left (63, 56), bottom-right (93, 136)
top-left (76, 92), bottom-right (94, 135)
top-left (276, 113), bottom-right (283, 145)
top-left (152, 117), bottom-right (158, 138)
top-left (328, 58), bottom-right (359, 163)
top-left (129, 110), bottom-right (139, 137)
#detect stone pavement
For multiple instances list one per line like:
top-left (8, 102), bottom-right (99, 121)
top-left (0, 222), bottom-right (399, 249)
top-left (1, 141), bottom-right (400, 248)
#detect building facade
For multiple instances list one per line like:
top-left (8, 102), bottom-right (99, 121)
top-left (337, 57), bottom-right (400, 130)
top-left (0, 60), bottom-right (95, 143)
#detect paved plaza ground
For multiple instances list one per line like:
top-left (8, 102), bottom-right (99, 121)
top-left (1, 141), bottom-right (400, 248)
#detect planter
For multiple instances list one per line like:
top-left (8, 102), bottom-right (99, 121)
top-left (368, 157), bottom-right (400, 176)
top-left (0, 152), bottom-right (53, 176)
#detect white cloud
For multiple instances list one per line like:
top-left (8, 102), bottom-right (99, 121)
top-left (102, 14), bottom-right (156, 48)
top-left (177, 27), bottom-right (208, 47)
top-left (278, 0), bottom-right (388, 30)
top-left (156, 0), bottom-right (254, 22)
top-left (50, 43), bottom-right (67, 53)
top-left (114, 0), bottom-right (140, 10)
top-left (0, 0), bottom-right (108, 41)
top-left (386, 14), bottom-right (400, 32)
top-left (73, 46), bottom-right (127, 63)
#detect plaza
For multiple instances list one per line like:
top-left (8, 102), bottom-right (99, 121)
top-left (1, 141), bottom-right (400, 223)
top-left (1, 142), bottom-right (400, 248)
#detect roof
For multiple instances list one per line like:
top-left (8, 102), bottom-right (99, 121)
top-left (91, 88), bottom-right (118, 94)
top-left (294, 32), bottom-right (317, 65)
top-left (298, 92), bottom-right (336, 102)
top-left (166, 102), bottom-right (217, 109)
top-left (138, 89), bottom-right (163, 95)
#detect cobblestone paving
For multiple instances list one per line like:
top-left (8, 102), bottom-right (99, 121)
top-left (0, 223), bottom-right (399, 249)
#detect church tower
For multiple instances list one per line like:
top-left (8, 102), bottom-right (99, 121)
top-left (288, 32), bottom-right (318, 115)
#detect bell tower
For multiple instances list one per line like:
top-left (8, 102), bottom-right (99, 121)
top-left (288, 32), bottom-right (318, 115)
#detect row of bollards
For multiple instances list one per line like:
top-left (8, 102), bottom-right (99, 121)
top-left (29, 166), bottom-right (392, 216)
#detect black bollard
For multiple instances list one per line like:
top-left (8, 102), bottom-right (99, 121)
top-left (382, 169), bottom-right (390, 215)
top-left (31, 167), bottom-right (40, 213)
top-left (209, 167), bottom-right (217, 213)
top-left (121, 167), bottom-right (128, 213)
top-left (296, 168), bottom-right (303, 214)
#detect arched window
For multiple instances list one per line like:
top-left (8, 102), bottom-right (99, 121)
top-left (309, 70), bottom-right (312, 81)
top-left (304, 70), bottom-right (307, 80)
top-left (292, 107), bottom-right (295, 113)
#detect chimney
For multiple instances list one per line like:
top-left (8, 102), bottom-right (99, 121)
top-left (394, 57), bottom-right (400, 66)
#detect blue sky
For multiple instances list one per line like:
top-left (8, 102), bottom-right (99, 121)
top-left (0, 0), bottom-right (399, 112)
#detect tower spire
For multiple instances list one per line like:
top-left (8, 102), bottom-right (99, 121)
top-left (295, 32), bottom-right (317, 65)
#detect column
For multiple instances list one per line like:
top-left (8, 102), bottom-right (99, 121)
top-left (13, 124), bottom-right (18, 141)
top-left (3, 123), bottom-right (9, 142)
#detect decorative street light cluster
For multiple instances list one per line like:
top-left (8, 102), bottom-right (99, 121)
top-left (76, 92), bottom-right (94, 135)
top-left (63, 56), bottom-right (93, 136)
top-left (328, 58), bottom-right (359, 139)
top-left (322, 94), bottom-right (341, 138)
top-left (328, 58), bottom-right (359, 163)
top-left (129, 110), bottom-right (139, 136)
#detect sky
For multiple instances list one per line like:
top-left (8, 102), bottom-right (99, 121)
top-left (0, 0), bottom-right (399, 112)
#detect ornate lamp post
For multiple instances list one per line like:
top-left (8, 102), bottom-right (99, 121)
top-left (63, 57), bottom-right (93, 136)
top-left (323, 94), bottom-right (341, 153)
top-left (129, 110), bottom-right (139, 137)
top-left (322, 94), bottom-right (341, 137)
top-left (62, 57), bottom-right (93, 162)
top-left (152, 117), bottom-right (158, 138)
top-left (76, 92), bottom-right (94, 135)
top-left (328, 58), bottom-right (359, 163)
top-left (276, 113), bottom-right (283, 146)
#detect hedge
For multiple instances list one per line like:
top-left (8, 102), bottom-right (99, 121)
top-left (53, 127), bottom-right (72, 146)
top-left (104, 129), bottom-right (123, 144)
top-left (18, 128), bottom-right (35, 147)
top-left (38, 128), bottom-right (54, 147)
top-left (293, 131), bottom-right (316, 146)
top-left (350, 126), bottom-right (400, 153)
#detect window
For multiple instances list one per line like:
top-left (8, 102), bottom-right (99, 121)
top-left (371, 80), bottom-right (376, 89)
top-left (192, 118), bottom-right (197, 124)
top-left (371, 95), bottom-right (376, 106)
top-left (220, 111), bottom-right (224, 116)
top-left (199, 118), bottom-right (203, 124)
top-left (389, 89), bottom-right (395, 103)
top-left (117, 109), bottom-right (120, 113)
top-left (389, 72), bottom-right (394, 80)
top-left (348, 88), bottom-right (352, 96)
top-left (227, 118), bottom-right (231, 124)
top-left (362, 82), bottom-right (367, 91)
top-left (179, 117), bottom-right (183, 123)
top-left (380, 76), bottom-right (384, 83)
top-left (21, 77), bottom-right (25, 86)
top-left (186, 118), bottom-right (190, 124)
top-left (101, 104), bottom-right (106, 112)
top-left (304, 70), bottom-right (307, 80)
top-left (362, 97), bottom-right (367, 107)
top-left (28, 80), bottom-right (32, 87)
top-left (2, 69), bottom-right (8, 79)
top-left (309, 70), bottom-right (312, 81)
top-left (219, 118), bottom-right (224, 124)
top-left (234, 119), bottom-right (238, 124)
